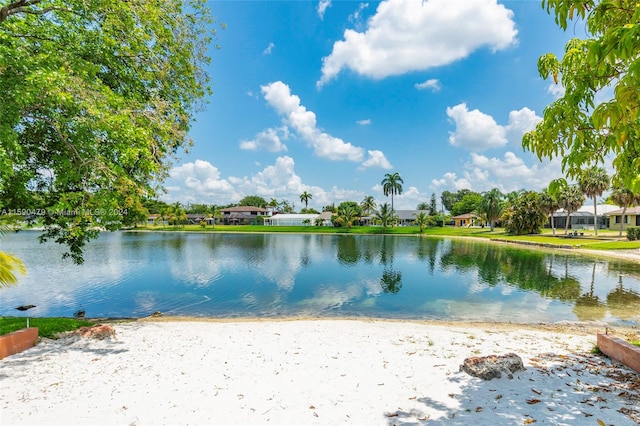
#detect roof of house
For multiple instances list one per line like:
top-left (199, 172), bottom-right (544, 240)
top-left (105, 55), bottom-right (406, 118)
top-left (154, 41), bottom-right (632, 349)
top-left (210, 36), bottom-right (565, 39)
top-left (394, 210), bottom-right (430, 220)
top-left (605, 206), bottom-right (640, 215)
top-left (452, 213), bottom-right (478, 219)
top-left (265, 214), bottom-right (319, 221)
top-left (220, 206), bottom-right (268, 213)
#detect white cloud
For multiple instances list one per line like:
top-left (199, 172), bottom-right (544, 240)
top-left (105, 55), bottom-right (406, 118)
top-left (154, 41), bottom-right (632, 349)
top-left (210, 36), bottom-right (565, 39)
top-left (361, 150), bottom-right (392, 169)
top-left (260, 81), bottom-right (390, 168)
top-left (317, 0), bottom-right (517, 87)
top-left (447, 104), bottom-right (541, 151)
top-left (263, 42), bottom-right (275, 55)
top-left (349, 2), bottom-right (369, 25)
top-left (164, 157), bottom-right (365, 210)
top-left (167, 160), bottom-right (236, 203)
top-left (547, 82), bottom-right (565, 98)
top-left (317, 0), bottom-right (331, 19)
top-left (447, 103), bottom-right (507, 150)
top-left (430, 153), bottom-right (563, 195)
top-left (505, 107), bottom-right (541, 142)
top-left (239, 127), bottom-right (288, 152)
top-left (356, 118), bottom-right (371, 125)
top-left (415, 79), bottom-right (441, 92)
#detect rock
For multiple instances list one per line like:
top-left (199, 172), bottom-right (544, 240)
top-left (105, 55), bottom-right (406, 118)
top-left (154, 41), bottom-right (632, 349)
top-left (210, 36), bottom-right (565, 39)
top-left (460, 353), bottom-right (525, 380)
top-left (72, 324), bottom-right (116, 340)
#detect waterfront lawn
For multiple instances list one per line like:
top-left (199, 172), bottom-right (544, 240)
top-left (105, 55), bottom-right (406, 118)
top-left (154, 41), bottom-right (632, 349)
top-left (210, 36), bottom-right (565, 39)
top-left (0, 317), bottom-right (95, 339)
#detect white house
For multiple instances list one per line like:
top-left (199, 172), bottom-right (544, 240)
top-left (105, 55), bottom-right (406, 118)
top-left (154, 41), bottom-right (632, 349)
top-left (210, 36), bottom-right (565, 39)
top-left (264, 213), bottom-right (320, 226)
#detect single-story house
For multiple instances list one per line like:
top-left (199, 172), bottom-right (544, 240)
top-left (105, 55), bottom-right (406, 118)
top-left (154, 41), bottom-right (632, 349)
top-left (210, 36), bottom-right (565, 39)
top-left (264, 213), bottom-right (320, 226)
top-left (452, 213), bottom-right (480, 227)
top-left (220, 206), bottom-right (270, 225)
top-left (605, 206), bottom-right (640, 230)
top-left (550, 204), bottom-right (619, 230)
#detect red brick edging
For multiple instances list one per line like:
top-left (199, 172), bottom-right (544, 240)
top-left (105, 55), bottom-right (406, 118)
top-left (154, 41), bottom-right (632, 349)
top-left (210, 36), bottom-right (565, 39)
top-left (597, 333), bottom-right (640, 374)
top-left (0, 327), bottom-right (39, 360)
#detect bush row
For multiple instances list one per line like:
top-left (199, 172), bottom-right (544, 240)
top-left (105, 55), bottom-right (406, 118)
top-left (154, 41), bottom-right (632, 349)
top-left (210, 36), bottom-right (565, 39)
top-left (627, 227), bottom-right (640, 241)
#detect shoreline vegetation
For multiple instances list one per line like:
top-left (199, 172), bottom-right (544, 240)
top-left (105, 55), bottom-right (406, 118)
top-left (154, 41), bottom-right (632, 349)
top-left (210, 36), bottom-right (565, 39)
top-left (118, 223), bottom-right (640, 263)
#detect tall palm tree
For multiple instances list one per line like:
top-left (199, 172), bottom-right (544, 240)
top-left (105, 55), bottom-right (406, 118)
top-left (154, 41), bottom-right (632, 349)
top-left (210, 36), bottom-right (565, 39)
top-left (539, 187), bottom-right (560, 235)
top-left (360, 195), bottom-right (376, 216)
top-left (610, 184), bottom-right (640, 237)
top-left (479, 188), bottom-right (504, 231)
top-left (578, 166), bottom-right (609, 235)
top-left (299, 191), bottom-right (312, 209)
top-left (374, 202), bottom-right (396, 229)
top-left (381, 172), bottom-right (403, 211)
top-left (558, 185), bottom-right (586, 235)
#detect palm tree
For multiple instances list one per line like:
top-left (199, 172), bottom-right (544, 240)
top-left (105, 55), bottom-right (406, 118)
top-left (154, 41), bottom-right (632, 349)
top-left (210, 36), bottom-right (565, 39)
top-left (416, 202), bottom-right (429, 211)
top-left (610, 184), bottom-right (640, 237)
top-left (360, 195), bottom-right (377, 216)
top-left (0, 221), bottom-right (26, 288)
top-left (299, 191), bottom-right (312, 209)
top-left (539, 187), bottom-right (560, 235)
top-left (578, 166), bottom-right (609, 235)
top-left (381, 172), bottom-right (403, 211)
top-left (335, 204), bottom-right (360, 230)
top-left (558, 185), bottom-right (586, 235)
top-left (412, 212), bottom-right (430, 233)
top-left (479, 188), bottom-right (504, 231)
top-left (374, 203), bottom-right (396, 228)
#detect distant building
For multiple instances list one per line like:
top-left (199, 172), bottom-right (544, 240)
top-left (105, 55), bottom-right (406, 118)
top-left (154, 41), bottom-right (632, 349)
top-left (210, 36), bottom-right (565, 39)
top-left (605, 206), bottom-right (640, 230)
top-left (550, 204), bottom-right (619, 230)
top-left (264, 213), bottom-right (320, 226)
top-left (219, 206), bottom-right (270, 225)
top-left (452, 213), bottom-right (480, 227)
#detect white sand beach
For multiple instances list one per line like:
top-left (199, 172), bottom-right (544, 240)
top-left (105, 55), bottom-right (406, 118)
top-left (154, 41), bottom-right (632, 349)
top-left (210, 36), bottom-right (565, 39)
top-left (1, 319), bottom-right (639, 425)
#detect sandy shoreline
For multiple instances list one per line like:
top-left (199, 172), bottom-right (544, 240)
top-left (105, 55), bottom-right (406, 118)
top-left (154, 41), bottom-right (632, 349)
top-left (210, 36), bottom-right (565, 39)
top-left (1, 319), bottom-right (639, 425)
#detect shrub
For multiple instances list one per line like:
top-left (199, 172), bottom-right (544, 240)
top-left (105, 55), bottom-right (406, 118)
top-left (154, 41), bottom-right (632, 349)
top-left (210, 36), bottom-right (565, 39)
top-left (627, 227), bottom-right (639, 241)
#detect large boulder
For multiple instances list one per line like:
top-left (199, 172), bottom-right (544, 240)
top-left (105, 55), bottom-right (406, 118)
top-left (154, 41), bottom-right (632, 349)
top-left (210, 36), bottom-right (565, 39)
top-left (460, 353), bottom-right (525, 380)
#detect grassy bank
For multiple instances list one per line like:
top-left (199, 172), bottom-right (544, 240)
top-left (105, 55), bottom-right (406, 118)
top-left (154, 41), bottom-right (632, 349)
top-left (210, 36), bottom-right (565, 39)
top-left (129, 224), bottom-right (640, 251)
top-left (0, 317), bottom-right (95, 339)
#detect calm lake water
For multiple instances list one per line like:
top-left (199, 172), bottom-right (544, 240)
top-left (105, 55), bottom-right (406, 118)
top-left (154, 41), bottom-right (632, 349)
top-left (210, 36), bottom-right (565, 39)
top-left (1, 231), bottom-right (639, 325)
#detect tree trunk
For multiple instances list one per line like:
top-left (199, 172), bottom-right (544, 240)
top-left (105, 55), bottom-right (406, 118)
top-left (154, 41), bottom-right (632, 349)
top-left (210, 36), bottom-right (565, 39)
top-left (593, 196), bottom-right (599, 236)
top-left (619, 206), bottom-right (627, 237)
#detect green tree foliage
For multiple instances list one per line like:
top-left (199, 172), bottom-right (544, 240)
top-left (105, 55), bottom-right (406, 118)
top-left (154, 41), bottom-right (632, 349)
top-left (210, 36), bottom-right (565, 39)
top-left (578, 166), bottom-right (609, 235)
top-left (0, 219), bottom-right (25, 287)
top-left (238, 195), bottom-right (267, 208)
top-left (441, 189), bottom-right (474, 213)
top-left (429, 193), bottom-right (438, 216)
top-left (416, 202), bottom-right (429, 211)
top-left (335, 203), bottom-right (361, 230)
top-left (381, 172), bottom-right (403, 211)
top-left (412, 212), bottom-right (430, 233)
top-left (373, 202), bottom-right (396, 228)
top-left (523, 0), bottom-right (640, 193)
top-left (501, 191), bottom-right (547, 235)
top-left (0, 0), bottom-right (218, 263)
top-left (360, 195), bottom-right (376, 216)
top-left (450, 192), bottom-right (482, 217)
top-left (479, 188), bottom-right (504, 232)
top-left (539, 186), bottom-right (561, 235)
top-left (557, 181), bottom-right (586, 234)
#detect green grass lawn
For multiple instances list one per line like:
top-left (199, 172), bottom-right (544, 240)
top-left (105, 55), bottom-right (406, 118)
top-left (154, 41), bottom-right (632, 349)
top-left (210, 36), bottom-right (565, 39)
top-left (0, 317), bottom-right (95, 339)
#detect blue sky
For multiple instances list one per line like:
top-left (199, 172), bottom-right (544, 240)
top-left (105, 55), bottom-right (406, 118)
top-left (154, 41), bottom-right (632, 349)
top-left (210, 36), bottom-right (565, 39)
top-left (162, 0), bottom-right (585, 211)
